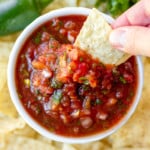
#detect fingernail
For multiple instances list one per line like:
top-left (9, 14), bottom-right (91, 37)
top-left (109, 29), bottom-right (127, 50)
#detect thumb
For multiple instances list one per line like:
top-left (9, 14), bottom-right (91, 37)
top-left (109, 26), bottom-right (150, 57)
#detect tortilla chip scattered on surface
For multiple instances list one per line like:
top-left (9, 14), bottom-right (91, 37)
top-left (0, 113), bottom-right (25, 134)
top-left (0, 63), bottom-right (7, 91)
top-left (0, 42), bottom-right (13, 63)
top-left (0, 83), bottom-right (18, 118)
top-left (74, 8), bottom-right (131, 65)
top-left (4, 135), bottom-right (57, 150)
top-left (0, 42), bottom-right (18, 118)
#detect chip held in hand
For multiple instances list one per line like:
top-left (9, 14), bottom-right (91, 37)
top-left (74, 8), bottom-right (131, 66)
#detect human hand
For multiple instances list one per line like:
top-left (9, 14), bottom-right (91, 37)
top-left (109, 0), bottom-right (150, 56)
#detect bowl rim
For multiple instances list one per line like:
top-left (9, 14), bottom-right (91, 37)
top-left (7, 7), bottom-right (144, 144)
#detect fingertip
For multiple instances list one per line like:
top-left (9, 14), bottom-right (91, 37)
top-left (110, 26), bottom-right (150, 57)
top-left (109, 29), bottom-right (126, 50)
top-left (110, 22), bottom-right (116, 29)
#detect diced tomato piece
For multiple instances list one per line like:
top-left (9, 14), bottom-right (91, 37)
top-left (123, 73), bottom-right (133, 83)
top-left (73, 70), bottom-right (81, 82)
top-left (32, 60), bottom-right (47, 70)
top-left (68, 48), bottom-right (79, 61)
top-left (41, 32), bottom-right (51, 42)
top-left (86, 71), bottom-right (97, 88)
top-left (64, 21), bottom-right (76, 29)
top-left (78, 62), bottom-right (88, 75)
top-left (68, 61), bottom-right (78, 71)
top-left (56, 68), bottom-right (70, 83)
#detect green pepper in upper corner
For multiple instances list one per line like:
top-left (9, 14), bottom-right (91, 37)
top-left (0, 0), bottom-right (54, 36)
top-left (94, 0), bottom-right (138, 17)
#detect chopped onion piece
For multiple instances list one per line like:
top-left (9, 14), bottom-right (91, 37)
top-left (96, 112), bottom-right (108, 120)
top-left (106, 98), bottom-right (117, 106)
top-left (80, 116), bottom-right (93, 129)
top-left (42, 70), bottom-right (52, 78)
top-left (71, 109), bottom-right (80, 118)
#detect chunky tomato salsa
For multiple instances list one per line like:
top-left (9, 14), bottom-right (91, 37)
top-left (15, 15), bottom-right (138, 137)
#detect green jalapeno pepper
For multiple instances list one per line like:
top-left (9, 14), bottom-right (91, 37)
top-left (0, 0), bottom-right (53, 36)
top-left (95, 0), bottom-right (138, 17)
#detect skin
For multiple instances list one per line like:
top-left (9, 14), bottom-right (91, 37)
top-left (109, 0), bottom-right (150, 57)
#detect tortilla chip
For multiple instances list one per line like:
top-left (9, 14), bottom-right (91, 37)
top-left (0, 113), bottom-right (25, 134)
top-left (73, 141), bottom-right (111, 150)
top-left (0, 83), bottom-right (18, 117)
top-left (1, 133), bottom-right (57, 150)
top-left (0, 42), bottom-right (13, 91)
top-left (0, 41), bottom-right (10, 87)
top-left (62, 144), bottom-right (77, 150)
top-left (0, 134), bottom-right (6, 149)
top-left (42, 0), bottom-right (77, 14)
top-left (74, 8), bottom-right (131, 65)
top-left (0, 33), bottom-right (20, 42)
top-left (4, 135), bottom-right (57, 150)
top-left (13, 125), bottom-right (38, 138)
top-left (111, 148), bottom-right (150, 150)
top-left (0, 63), bottom-right (7, 91)
top-left (0, 42), bottom-right (13, 63)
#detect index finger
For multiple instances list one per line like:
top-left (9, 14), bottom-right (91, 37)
top-left (112, 0), bottom-right (150, 28)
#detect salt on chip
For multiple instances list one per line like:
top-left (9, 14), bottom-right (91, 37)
top-left (74, 8), bottom-right (131, 65)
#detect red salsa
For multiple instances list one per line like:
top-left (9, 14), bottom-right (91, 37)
top-left (15, 15), bottom-right (138, 137)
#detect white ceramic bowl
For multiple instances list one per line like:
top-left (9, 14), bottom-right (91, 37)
top-left (7, 7), bottom-right (143, 144)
